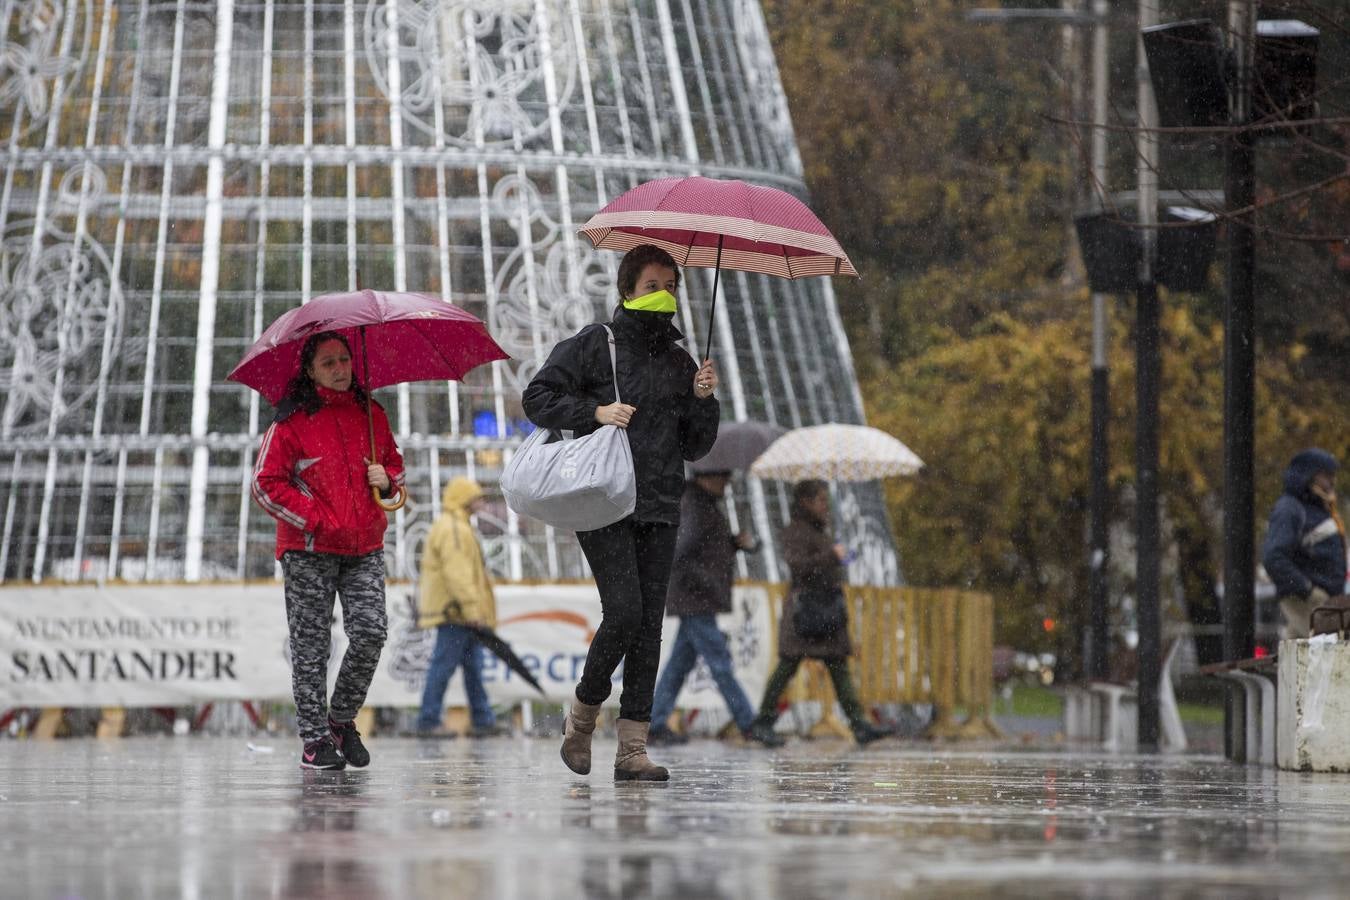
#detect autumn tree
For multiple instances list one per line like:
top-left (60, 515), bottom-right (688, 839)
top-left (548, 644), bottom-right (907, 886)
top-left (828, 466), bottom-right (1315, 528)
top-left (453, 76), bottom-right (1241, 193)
top-left (764, 0), bottom-right (1350, 659)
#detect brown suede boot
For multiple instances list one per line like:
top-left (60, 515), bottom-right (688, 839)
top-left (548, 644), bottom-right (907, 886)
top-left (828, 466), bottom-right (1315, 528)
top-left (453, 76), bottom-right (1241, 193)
top-left (560, 694), bottom-right (602, 775)
top-left (613, 719), bottom-right (669, 782)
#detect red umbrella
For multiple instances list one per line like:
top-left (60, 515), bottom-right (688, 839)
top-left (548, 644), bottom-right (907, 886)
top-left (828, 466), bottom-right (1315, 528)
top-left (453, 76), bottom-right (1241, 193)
top-left (228, 290), bottom-right (510, 510)
top-left (578, 176), bottom-right (857, 360)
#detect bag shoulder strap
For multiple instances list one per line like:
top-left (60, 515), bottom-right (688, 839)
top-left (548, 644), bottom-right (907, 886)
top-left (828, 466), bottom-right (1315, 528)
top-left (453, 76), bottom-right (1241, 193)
top-left (600, 324), bottom-right (621, 404)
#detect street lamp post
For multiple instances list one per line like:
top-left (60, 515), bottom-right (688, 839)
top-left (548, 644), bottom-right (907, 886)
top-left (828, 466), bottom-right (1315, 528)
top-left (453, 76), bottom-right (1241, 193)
top-left (1135, 0), bottom-right (1162, 753)
top-left (1222, 0), bottom-right (1258, 759)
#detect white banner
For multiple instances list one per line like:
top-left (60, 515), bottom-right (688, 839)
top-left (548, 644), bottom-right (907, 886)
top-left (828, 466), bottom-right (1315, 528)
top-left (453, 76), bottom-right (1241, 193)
top-left (0, 583), bottom-right (773, 716)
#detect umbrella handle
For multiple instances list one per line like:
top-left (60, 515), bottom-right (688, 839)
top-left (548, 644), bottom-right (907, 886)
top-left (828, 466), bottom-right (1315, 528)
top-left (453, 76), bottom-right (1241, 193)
top-left (359, 324), bottom-right (406, 512)
top-left (373, 483), bottom-right (407, 512)
top-left (703, 235), bottom-right (724, 363)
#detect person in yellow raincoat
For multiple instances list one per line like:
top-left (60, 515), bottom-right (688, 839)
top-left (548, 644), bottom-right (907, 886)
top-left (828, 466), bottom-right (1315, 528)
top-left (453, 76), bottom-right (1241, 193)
top-left (414, 478), bottom-right (507, 737)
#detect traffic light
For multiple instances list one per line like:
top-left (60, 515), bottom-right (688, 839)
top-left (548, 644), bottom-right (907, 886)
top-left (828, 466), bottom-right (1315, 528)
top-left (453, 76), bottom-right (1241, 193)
top-left (1141, 20), bottom-right (1228, 129)
top-left (1074, 206), bottom-right (1219, 293)
top-left (1142, 18), bottom-right (1320, 135)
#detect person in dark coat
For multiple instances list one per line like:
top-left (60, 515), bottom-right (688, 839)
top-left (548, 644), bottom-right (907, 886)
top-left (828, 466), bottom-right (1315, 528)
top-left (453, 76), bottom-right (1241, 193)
top-left (522, 244), bottom-right (720, 781)
top-left (1261, 448), bottom-right (1347, 638)
top-left (747, 480), bottom-right (887, 746)
top-left (647, 474), bottom-right (785, 747)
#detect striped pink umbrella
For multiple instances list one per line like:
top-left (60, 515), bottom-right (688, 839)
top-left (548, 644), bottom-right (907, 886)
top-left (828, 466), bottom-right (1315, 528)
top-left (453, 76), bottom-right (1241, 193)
top-left (578, 176), bottom-right (856, 359)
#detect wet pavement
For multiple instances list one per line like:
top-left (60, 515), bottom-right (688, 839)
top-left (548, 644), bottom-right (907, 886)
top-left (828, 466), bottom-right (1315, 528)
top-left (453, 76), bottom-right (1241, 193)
top-left (4, 734), bottom-right (1350, 899)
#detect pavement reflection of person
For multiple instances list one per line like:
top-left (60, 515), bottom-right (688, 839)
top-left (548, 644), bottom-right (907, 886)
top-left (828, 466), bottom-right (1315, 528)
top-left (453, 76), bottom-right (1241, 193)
top-left (283, 772), bottom-right (381, 900)
top-left (765, 757), bottom-right (856, 838)
top-left (580, 790), bottom-right (654, 899)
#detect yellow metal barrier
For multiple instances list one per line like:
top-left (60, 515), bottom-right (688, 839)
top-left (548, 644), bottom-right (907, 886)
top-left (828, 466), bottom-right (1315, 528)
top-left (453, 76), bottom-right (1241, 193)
top-left (759, 583), bottom-right (1000, 740)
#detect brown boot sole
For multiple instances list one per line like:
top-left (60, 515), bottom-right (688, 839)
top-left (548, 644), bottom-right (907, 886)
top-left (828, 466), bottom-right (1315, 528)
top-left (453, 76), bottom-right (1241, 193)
top-left (560, 743), bottom-right (591, 776)
top-left (614, 766), bottom-right (669, 782)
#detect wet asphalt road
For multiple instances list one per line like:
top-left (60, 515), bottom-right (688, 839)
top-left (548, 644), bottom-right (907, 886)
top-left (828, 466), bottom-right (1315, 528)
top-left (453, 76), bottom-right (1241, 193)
top-left (3, 734), bottom-right (1349, 899)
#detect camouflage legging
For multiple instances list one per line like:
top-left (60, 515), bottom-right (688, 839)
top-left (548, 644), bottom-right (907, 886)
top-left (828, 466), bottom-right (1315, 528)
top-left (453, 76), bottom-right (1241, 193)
top-left (281, 550), bottom-right (388, 742)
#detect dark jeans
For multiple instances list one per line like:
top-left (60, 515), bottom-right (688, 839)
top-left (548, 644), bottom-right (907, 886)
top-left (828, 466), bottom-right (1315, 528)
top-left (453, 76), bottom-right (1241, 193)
top-left (416, 624), bottom-right (495, 731)
top-left (650, 614), bottom-right (756, 731)
top-left (574, 518), bottom-right (678, 721)
top-left (754, 656), bottom-right (868, 731)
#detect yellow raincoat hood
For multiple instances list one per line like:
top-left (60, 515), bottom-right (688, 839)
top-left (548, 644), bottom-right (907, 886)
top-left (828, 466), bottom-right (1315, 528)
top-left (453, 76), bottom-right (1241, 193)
top-left (442, 477), bottom-right (484, 515)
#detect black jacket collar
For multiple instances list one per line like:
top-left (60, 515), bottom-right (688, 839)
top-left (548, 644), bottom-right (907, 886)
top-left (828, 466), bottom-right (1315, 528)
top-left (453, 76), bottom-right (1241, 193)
top-left (610, 305), bottom-right (684, 350)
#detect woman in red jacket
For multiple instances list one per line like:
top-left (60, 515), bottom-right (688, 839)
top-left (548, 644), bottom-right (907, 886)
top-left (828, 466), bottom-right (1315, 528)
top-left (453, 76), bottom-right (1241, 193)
top-left (252, 331), bottom-right (405, 770)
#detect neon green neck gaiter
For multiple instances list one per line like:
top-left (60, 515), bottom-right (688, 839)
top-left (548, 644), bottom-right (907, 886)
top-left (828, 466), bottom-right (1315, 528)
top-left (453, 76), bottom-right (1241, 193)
top-left (622, 289), bottom-right (677, 313)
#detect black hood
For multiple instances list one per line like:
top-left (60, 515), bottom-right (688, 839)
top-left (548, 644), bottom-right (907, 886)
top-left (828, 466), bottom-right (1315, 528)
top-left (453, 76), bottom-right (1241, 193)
top-left (1283, 448), bottom-right (1338, 500)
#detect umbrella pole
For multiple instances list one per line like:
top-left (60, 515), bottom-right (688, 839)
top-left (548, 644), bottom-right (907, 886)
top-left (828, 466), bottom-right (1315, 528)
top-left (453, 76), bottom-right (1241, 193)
top-left (702, 235), bottom-right (723, 363)
top-left (361, 325), bottom-right (406, 512)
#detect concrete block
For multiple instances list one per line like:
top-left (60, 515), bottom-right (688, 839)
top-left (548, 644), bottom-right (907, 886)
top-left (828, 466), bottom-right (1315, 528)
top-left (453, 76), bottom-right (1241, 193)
top-left (1277, 637), bottom-right (1350, 772)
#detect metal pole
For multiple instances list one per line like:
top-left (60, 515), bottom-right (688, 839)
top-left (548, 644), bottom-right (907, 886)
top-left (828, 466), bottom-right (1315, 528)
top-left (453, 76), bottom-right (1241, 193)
top-left (1135, 0), bottom-right (1161, 751)
top-left (1223, 0), bottom-right (1258, 758)
top-left (704, 235), bottom-right (723, 363)
top-left (1088, 0), bottom-right (1111, 680)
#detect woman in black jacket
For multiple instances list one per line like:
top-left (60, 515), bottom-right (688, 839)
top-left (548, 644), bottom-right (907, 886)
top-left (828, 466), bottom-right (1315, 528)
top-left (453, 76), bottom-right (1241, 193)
top-left (522, 244), bottom-right (720, 781)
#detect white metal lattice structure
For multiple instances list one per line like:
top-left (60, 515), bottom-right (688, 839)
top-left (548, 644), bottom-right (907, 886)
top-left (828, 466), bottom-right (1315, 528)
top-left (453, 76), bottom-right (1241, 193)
top-left (0, 0), bottom-right (899, 588)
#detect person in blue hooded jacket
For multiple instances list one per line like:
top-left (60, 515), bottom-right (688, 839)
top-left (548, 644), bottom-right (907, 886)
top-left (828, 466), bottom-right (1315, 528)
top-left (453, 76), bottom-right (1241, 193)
top-left (1261, 448), bottom-right (1347, 639)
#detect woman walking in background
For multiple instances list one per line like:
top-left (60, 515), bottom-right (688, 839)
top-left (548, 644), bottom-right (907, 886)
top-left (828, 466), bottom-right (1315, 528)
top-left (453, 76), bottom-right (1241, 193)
top-left (747, 480), bottom-right (888, 747)
top-left (523, 244), bottom-right (720, 781)
top-left (252, 331), bottom-right (404, 770)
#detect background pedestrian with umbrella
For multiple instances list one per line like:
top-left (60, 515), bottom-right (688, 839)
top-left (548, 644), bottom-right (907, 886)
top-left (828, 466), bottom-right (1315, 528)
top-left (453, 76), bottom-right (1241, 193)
top-left (231, 290), bottom-right (508, 771)
top-left (746, 478), bottom-right (890, 747)
top-left (745, 423), bottom-right (924, 746)
top-left (522, 244), bottom-right (721, 783)
top-left (649, 422), bottom-right (786, 747)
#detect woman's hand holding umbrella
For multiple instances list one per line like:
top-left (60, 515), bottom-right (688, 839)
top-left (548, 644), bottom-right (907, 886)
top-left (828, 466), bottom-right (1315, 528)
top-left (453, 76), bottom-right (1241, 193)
top-left (694, 359), bottom-right (718, 400)
top-left (366, 461), bottom-right (391, 493)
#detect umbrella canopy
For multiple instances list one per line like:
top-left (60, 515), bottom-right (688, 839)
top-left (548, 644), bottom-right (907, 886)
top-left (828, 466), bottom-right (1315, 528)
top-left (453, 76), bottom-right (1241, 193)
top-left (464, 624), bottom-right (546, 697)
top-left (689, 420), bottom-right (787, 474)
top-left (578, 176), bottom-right (857, 279)
top-left (227, 290), bottom-right (509, 405)
top-left (749, 424), bottom-right (924, 483)
top-left (579, 176), bottom-right (857, 361)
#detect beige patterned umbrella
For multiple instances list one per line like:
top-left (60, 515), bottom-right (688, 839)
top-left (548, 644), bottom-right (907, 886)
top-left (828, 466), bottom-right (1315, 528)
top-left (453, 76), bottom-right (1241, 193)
top-left (749, 424), bottom-right (924, 482)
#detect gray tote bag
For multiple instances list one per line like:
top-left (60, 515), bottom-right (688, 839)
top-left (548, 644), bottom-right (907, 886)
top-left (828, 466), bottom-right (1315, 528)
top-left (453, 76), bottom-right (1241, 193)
top-left (501, 326), bottom-right (637, 531)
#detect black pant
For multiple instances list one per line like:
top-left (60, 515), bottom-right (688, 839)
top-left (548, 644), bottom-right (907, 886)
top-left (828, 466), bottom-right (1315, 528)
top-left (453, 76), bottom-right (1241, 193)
top-left (574, 518), bottom-right (678, 721)
top-left (754, 656), bottom-right (868, 731)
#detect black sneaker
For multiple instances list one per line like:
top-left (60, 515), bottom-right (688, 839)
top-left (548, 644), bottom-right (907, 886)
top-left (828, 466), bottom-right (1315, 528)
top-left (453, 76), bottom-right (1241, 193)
top-left (467, 722), bottom-right (511, 739)
top-left (743, 721), bottom-right (786, 748)
top-left (329, 717), bottom-right (370, 767)
top-left (851, 722), bottom-right (889, 746)
top-left (300, 735), bottom-right (346, 770)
